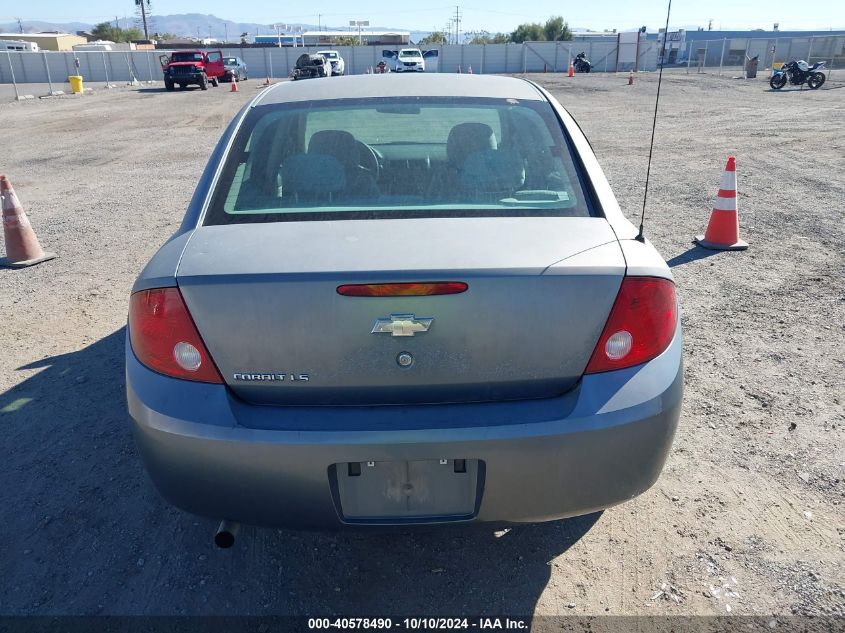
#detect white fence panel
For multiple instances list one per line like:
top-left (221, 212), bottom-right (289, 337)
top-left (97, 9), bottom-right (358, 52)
top-left (1, 36), bottom-right (840, 89)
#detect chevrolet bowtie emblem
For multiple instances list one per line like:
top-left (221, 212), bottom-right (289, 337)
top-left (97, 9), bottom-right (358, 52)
top-left (371, 313), bottom-right (434, 337)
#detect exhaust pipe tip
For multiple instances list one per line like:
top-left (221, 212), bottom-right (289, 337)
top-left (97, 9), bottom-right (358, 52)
top-left (214, 520), bottom-right (240, 548)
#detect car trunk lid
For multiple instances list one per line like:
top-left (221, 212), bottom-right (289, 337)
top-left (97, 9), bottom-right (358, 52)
top-left (176, 217), bottom-right (624, 405)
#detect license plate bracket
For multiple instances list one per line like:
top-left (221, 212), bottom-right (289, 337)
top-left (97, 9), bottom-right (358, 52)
top-left (332, 459), bottom-right (481, 523)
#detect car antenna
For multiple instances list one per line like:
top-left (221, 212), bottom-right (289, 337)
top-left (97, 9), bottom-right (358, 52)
top-left (636, 0), bottom-right (673, 243)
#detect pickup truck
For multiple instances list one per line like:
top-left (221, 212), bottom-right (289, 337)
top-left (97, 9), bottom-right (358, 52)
top-left (160, 50), bottom-right (225, 91)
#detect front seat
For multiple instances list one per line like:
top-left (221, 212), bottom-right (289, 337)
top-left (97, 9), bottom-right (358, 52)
top-left (279, 153), bottom-right (346, 204)
top-left (447, 122), bottom-right (498, 170)
top-left (308, 130), bottom-right (378, 199)
top-left (428, 123), bottom-right (499, 199)
top-left (460, 149), bottom-right (525, 200)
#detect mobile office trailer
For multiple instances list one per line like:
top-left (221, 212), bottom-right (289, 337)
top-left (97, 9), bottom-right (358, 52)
top-left (73, 43), bottom-right (114, 51)
top-left (0, 39), bottom-right (39, 51)
top-left (254, 34), bottom-right (302, 47)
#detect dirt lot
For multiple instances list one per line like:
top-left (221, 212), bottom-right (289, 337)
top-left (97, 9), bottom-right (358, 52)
top-left (1, 74), bottom-right (843, 620)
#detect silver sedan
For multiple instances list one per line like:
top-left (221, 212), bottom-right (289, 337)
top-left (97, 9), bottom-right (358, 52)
top-left (126, 74), bottom-right (682, 543)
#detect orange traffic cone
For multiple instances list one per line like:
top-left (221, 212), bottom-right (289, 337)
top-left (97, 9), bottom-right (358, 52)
top-left (628, 71), bottom-right (634, 85)
top-left (263, 77), bottom-right (271, 86)
top-left (694, 156), bottom-right (748, 251)
top-left (230, 80), bottom-right (238, 92)
top-left (0, 175), bottom-right (56, 268)
top-left (568, 63), bottom-right (574, 77)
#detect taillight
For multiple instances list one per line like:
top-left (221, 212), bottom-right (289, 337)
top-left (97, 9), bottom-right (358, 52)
top-left (337, 282), bottom-right (468, 297)
top-left (128, 287), bottom-right (223, 383)
top-left (584, 277), bottom-right (677, 374)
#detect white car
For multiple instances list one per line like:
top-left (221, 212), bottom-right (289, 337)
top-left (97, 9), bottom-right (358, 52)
top-left (394, 48), bottom-right (425, 72)
top-left (317, 50), bottom-right (345, 76)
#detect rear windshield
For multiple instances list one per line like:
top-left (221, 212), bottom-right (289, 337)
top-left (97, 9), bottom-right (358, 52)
top-left (204, 96), bottom-right (594, 225)
top-left (224, 57), bottom-right (238, 65)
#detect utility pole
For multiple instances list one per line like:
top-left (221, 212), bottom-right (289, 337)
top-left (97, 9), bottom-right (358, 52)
top-left (135, 0), bottom-right (150, 40)
top-left (454, 6), bottom-right (461, 45)
top-left (224, 24), bottom-right (228, 43)
top-left (16, 17), bottom-right (23, 33)
top-left (318, 14), bottom-right (322, 31)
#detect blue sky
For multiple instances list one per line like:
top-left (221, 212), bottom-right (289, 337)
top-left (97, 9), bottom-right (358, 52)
top-left (3, 0), bottom-right (844, 33)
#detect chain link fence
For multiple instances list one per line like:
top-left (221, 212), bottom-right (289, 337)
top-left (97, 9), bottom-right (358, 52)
top-left (670, 34), bottom-right (843, 81)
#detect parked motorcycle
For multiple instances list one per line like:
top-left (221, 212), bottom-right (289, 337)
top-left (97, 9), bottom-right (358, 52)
top-left (770, 60), bottom-right (827, 90)
top-left (574, 52), bottom-right (592, 73)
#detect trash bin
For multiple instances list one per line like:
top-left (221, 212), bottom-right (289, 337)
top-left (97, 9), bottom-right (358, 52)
top-left (745, 56), bottom-right (759, 79)
top-left (68, 75), bottom-right (84, 94)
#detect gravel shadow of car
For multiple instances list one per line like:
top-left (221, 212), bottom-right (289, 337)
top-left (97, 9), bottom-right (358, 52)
top-left (665, 245), bottom-right (721, 268)
top-left (0, 327), bottom-right (601, 616)
top-left (136, 86), bottom-right (210, 93)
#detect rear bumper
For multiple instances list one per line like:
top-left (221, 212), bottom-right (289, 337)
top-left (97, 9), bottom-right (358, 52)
top-left (126, 326), bottom-right (682, 529)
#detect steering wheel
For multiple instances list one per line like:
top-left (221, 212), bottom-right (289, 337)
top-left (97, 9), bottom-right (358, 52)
top-left (356, 141), bottom-right (381, 181)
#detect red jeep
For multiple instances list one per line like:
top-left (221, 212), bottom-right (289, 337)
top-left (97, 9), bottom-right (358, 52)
top-left (159, 50), bottom-right (225, 91)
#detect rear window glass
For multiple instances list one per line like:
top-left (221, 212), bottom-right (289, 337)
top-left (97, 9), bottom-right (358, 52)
top-left (204, 97), bottom-right (594, 225)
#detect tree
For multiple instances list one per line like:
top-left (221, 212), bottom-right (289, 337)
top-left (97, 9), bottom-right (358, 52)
top-left (419, 31), bottom-right (448, 45)
top-left (121, 27), bottom-right (143, 41)
top-left (509, 16), bottom-right (572, 43)
top-left (543, 16), bottom-right (572, 41)
top-left (469, 32), bottom-right (509, 44)
top-left (509, 23), bottom-right (544, 43)
top-left (333, 36), bottom-right (361, 46)
top-left (91, 22), bottom-right (119, 41)
top-left (91, 21), bottom-right (142, 42)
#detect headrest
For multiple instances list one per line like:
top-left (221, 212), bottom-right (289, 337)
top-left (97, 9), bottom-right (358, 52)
top-left (309, 130), bottom-right (359, 170)
top-left (280, 153), bottom-right (346, 196)
top-left (447, 123), bottom-right (497, 168)
top-left (460, 150), bottom-right (525, 192)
